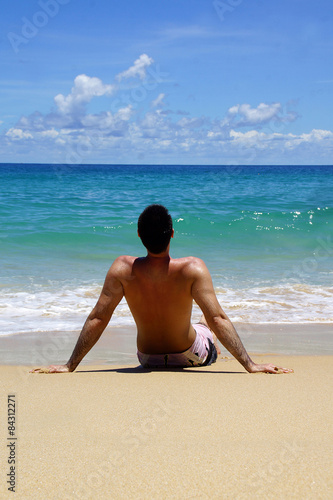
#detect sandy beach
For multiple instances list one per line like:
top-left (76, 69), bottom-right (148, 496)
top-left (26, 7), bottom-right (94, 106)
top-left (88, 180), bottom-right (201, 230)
top-left (1, 352), bottom-right (332, 499)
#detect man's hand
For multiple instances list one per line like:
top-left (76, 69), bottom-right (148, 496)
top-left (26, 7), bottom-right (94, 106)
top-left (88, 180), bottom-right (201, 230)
top-left (30, 365), bottom-right (71, 374)
top-left (247, 363), bottom-right (293, 374)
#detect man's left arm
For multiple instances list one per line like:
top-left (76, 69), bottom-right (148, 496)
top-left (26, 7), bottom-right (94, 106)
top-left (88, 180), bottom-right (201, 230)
top-left (31, 262), bottom-right (124, 373)
top-left (191, 259), bottom-right (293, 374)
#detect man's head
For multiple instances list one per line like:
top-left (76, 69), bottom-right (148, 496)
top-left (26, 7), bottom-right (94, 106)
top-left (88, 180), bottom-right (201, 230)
top-left (138, 204), bottom-right (173, 254)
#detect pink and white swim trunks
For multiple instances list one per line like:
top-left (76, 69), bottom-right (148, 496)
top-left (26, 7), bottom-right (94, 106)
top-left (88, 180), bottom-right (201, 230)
top-left (137, 323), bottom-right (218, 368)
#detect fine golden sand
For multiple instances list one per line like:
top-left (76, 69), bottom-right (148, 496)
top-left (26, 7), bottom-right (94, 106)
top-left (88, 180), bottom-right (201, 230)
top-left (1, 355), bottom-right (333, 499)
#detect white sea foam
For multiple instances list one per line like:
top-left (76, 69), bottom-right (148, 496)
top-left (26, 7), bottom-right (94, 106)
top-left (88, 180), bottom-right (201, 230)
top-left (0, 282), bottom-right (332, 336)
top-left (0, 285), bottom-right (135, 335)
top-left (213, 284), bottom-right (333, 324)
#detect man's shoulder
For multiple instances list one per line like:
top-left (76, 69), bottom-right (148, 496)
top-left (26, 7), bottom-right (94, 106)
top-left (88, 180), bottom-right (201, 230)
top-left (108, 255), bottom-right (137, 275)
top-left (174, 255), bottom-right (205, 265)
top-left (114, 255), bottom-right (137, 265)
top-left (172, 256), bottom-right (209, 276)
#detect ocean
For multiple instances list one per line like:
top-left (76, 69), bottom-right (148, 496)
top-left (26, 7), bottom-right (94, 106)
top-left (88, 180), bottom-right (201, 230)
top-left (1, 163), bottom-right (332, 337)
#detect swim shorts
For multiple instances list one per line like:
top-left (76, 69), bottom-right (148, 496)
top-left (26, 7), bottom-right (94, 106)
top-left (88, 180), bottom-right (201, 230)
top-left (137, 323), bottom-right (218, 368)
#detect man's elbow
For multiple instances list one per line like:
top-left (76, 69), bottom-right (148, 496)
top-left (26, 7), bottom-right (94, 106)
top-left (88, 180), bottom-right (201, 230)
top-left (88, 311), bottom-right (111, 331)
top-left (207, 314), bottom-right (230, 331)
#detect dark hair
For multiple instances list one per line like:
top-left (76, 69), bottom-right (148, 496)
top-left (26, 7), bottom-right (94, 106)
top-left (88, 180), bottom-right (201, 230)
top-left (138, 204), bottom-right (173, 254)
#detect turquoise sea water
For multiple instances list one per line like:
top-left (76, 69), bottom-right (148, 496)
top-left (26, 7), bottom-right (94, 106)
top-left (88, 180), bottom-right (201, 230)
top-left (0, 163), bottom-right (332, 335)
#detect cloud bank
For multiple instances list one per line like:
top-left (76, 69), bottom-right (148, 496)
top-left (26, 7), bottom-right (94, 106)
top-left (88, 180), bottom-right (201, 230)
top-left (2, 54), bottom-right (333, 164)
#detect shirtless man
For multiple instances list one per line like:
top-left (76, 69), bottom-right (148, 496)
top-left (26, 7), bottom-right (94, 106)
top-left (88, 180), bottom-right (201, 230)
top-left (32, 204), bottom-right (292, 374)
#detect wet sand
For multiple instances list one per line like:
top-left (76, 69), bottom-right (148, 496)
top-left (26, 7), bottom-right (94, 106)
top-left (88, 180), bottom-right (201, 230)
top-left (0, 323), bottom-right (332, 368)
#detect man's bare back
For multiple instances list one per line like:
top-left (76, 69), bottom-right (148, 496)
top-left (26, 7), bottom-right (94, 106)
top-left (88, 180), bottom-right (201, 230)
top-left (31, 205), bottom-right (293, 374)
top-left (116, 253), bottom-right (200, 354)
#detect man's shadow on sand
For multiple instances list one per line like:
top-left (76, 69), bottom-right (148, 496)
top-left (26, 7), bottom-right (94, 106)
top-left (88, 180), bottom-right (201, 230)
top-left (77, 366), bottom-right (245, 374)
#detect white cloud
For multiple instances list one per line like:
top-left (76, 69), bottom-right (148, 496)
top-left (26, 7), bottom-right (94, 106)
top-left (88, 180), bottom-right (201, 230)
top-left (116, 54), bottom-right (154, 81)
top-left (284, 129), bottom-right (333, 149)
top-left (5, 128), bottom-right (33, 140)
top-left (151, 93), bottom-right (165, 108)
top-left (226, 102), bottom-right (297, 127)
top-left (39, 129), bottom-right (59, 138)
top-left (229, 102), bottom-right (281, 123)
top-left (230, 129), bottom-right (262, 140)
top-left (177, 116), bottom-right (206, 129)
top-left (207, 130), bottom-right (226, 141)
top-left (230, 129), bottom-right (272, 150)
top-left (54, 74), bottom-right (114, 115)
top-left (116, 105), bottom-right (133, 121)
top-left (81, 107), bottom-right (133, 135)
top-left (300, 129), bottom-right (333, 142)
top-left (228, 128), bottom-right (333, 153)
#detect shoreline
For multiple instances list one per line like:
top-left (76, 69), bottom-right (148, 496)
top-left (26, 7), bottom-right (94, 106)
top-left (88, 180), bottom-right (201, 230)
top-left (0, 323), bottom-right (332, 366)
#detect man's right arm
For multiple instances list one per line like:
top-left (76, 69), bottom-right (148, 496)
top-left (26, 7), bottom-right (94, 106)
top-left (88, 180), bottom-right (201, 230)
top-left (190, 259), bottom-right (293, 374)
top-left (31, 258), bottom-right (126, 373)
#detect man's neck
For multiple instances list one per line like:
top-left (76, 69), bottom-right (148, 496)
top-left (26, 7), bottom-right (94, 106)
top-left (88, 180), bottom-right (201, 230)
top-left (146, 247), bottom-right (171, 263)
top-left (146, 251), bottom-right (170, 260)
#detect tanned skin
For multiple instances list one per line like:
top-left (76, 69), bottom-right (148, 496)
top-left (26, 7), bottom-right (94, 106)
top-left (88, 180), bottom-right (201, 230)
top-left (31, 231), bottom-right (293, 374)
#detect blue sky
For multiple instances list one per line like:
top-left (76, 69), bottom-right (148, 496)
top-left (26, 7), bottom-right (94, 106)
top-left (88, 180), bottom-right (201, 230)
top-left (1, 0), bottom-right (332, 164)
